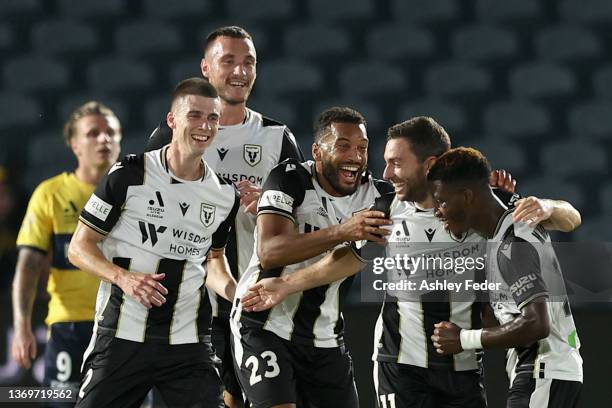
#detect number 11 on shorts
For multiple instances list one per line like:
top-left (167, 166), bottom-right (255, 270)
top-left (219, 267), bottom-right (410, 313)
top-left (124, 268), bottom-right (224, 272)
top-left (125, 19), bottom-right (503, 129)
top-left (379, 393), bottom-right (396, 408)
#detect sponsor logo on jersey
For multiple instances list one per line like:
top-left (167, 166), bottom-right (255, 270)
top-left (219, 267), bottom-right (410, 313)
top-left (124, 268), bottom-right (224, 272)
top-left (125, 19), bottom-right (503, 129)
top-left (424, 228), bottom-right (436, 242)
top-left (138, 221), bottom-right (167, 246)
top-left (85, 194), bottom-right (112, 222)
top-left (509, 273), bottom-right (538, 298)
top-left (393, 220), bottom-right (411, 243)
top-left (146, 191), bottom-right (165, 219)
top-left (179, 202), bottom-right (190, 216)
top-left (217, 147), bottom-right (228, 161)
top-left (200, 203), bottom-right (216, 227)
top-left (63, 200), bottom-right (79, 221)
top-left (216, 172), bottom-right (264, 185)
top-left (259, 190), bottom-right (294, 213)
top-left (243, 144), bottom-right (262, 167)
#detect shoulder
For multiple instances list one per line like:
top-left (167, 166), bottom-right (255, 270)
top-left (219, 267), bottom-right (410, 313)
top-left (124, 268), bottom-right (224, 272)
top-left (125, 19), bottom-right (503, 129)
top-left (102, 153), bottom-right (148, 192)
top-left (29, 173), bottom-right (69, 200)
top-left (268, 158), bottom-right (311, 183)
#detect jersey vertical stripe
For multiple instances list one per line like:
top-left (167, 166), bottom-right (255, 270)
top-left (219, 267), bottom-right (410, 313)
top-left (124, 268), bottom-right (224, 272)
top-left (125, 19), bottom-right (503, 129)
top-left (81, 148), bottom-right (238, 344)
top-left (233, 160), bottom-right (393, 348)
top-left (372, 197), bottom-right (483, 370)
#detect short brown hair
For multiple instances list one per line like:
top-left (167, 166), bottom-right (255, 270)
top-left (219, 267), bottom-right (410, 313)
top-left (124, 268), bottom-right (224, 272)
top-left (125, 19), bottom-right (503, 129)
top-left (63, 101), bottom-right (119, 146)
top-left (171, 77), bottom-right (218, 107)
top-left (387, 116), bottom-right (451, 162)
top-left (204, 26), bottom-right (253, 56)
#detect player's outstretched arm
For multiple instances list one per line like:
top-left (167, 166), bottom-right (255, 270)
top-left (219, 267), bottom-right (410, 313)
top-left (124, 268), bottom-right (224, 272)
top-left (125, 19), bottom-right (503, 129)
top-left (68, 222), bottom-right (168, 309)
top-left (513, 197), bottom-right (581, 232)
top-left (257, 211), bottom-right (391, 270)
top-left (431, 297), bottom-right (550, 355)
top-left (242, 246), bottom-right (364, 312)
top-left (11, 248), bottom-right (48, 369)
top-left (205, 248), bottom-right (237, 301)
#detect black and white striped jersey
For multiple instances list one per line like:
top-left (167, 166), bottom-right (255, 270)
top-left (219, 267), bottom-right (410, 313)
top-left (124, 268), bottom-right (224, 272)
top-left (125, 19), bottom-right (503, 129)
top-left (231, 159), bottom-right (392, 348)
top-left (79, 146), bottom-right (239, 344)
top-left (372, 195), bottom-right (487, 371)
top-left (147, 109), bottom-right (304, 318)
top-left (489, 210), bottom-right (582, 383)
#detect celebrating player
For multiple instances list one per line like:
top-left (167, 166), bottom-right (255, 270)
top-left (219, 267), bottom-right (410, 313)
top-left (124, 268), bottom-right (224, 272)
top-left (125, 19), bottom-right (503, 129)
top-left (11, 101), bottom-right (121, 406)
top-left (69, 78), bottom-right (238, 408)
top-left (146, 26), bottom-right (304, 407)
top-left (241, 117), bottom-right (581, 408)
top-left (428, 147), bottom-right (582, 408)
top-left (230, 107), bottom-right (393, 408)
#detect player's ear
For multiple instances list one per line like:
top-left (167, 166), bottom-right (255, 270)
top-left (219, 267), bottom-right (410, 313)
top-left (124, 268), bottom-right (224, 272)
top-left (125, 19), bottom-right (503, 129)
top-left (201, 57), bottom-right (209, 79)
top-left (312, 142), bottom-right (321, 161)
top-left (423, 156), bottom-right (438, 174)
top-left (166, 111), bottom-right (176, 130)
top-left (69, 137), bottom-right (81, 157)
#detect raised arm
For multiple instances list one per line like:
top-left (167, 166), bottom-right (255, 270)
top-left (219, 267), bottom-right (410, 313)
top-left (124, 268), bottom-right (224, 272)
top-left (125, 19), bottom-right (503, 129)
top-left (257, 211), bottom-right (388, 269)
top-left (513, 197), bottom-right (581, 232)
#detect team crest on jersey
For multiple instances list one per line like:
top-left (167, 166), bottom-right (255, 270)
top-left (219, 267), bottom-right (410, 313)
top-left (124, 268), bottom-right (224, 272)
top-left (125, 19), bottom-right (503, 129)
top-left (243, 144), bottom-right (262, 167)
top-left (200, 203), bottom-right (216, 227)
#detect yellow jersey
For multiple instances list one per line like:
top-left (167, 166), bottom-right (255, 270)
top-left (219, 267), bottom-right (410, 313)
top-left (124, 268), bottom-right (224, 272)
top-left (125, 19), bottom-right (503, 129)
top-left (16, 172), bottom-right (100, 325)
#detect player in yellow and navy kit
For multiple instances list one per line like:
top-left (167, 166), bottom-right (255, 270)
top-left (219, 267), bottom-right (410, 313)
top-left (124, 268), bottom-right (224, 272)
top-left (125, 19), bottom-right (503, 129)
top-left (11, 101), bottom-right (121, 406)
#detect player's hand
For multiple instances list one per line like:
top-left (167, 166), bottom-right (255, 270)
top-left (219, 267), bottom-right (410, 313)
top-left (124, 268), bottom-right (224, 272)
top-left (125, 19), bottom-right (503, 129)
top-left (241, 278), bottom-right (289, 312)
top-left (236, 180), bottom-right (261, 215)
top-left (490, 169), bottom-right (516, 194)
top-left (116, 271), bottom-right (168, 309)
top-left (431, 321), bottom-right (463, 355)
top-left (512, 196), bottom-right (553, 226)
top-left (335, 211), bottom-right (392, 243)
top-left (11, 328), bottom-right (37, 369)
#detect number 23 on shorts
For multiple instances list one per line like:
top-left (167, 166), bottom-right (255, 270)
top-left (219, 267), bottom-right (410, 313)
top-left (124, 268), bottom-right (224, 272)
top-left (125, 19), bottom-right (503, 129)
top-left (244, 350), bottom-right (281, 386)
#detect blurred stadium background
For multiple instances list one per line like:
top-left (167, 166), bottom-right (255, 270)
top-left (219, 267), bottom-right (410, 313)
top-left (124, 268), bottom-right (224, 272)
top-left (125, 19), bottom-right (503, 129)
top-left (0, 0), bottom-right (610, 406)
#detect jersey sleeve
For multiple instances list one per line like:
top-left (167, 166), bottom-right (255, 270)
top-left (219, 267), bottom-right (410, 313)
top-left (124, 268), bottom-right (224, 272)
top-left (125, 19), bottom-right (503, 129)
top-left (16, 182), bottom-right (53, 253)
top-left (79, 155), bottom-right (144, 235)
top-left (145, 120), bottom-right (172, 152)
top-left (257, 159), bottom-right (308, 223)
top-left (492, 188), bottom-right (521, 209)
top-left (211, 189), bottom-right (240, 250)
top-left (497, 236), bottom-right (549, 309)
top-left (279, 127), bottom-right (305, 162)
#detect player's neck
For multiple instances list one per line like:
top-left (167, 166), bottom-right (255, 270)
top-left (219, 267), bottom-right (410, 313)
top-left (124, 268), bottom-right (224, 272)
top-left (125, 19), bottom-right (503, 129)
top-left (415, 194), bottom-right (435, 210)
top-left (166, 144), bottom-right (204, 181)
top-left (74, 164), bottom-right (108, 186)
top-left (219, 102), bottom-right (247, 126)
top-left (474, 193), bottom-right (507, 238)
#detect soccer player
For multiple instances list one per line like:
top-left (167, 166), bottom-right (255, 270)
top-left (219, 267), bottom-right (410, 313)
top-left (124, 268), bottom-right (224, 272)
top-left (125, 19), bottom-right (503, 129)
top-left (230, 107), bottom-right (393, 408)
top-left (428, 147), bottom-right (582, 408)
top-left (68, 78), bottom-right (239, 408)
top-left (241, 117), bottom-right (581, 408)
top-left (146, 26), bottom-right (304, 407)
top-left (11, 101), bottom-right (122, 405)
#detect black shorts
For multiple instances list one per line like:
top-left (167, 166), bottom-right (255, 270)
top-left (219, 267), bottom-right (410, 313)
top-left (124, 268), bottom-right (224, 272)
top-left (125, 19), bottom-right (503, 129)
top-left (211, 316), bottom-right (243, 398)
top-left (75, 334), bottom-right (223, 408)
top-left (43, 322), bottom-right (94, 407)
top-left (507, 374), bottom-right (581, 408)
top-left (231, 326), bottom-right (358, 408)
top-left (374, 361), bottom-right (487, 408)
